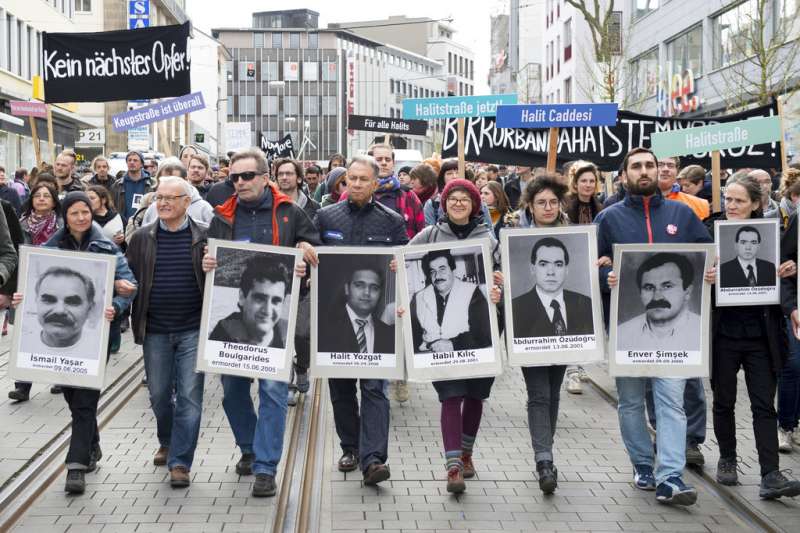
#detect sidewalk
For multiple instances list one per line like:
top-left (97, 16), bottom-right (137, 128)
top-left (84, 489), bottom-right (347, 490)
top-left (317, 368), bottom-right (770, 532)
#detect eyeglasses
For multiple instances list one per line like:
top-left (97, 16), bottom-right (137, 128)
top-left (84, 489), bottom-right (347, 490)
top-left (534, 199), bottom-right (561, 209)
top-left (155, 194), bottom-right (188, 203)
top-left (447, 197), bottom-right (471, 206)
top-left (229, 171), bottom-right (261, 183)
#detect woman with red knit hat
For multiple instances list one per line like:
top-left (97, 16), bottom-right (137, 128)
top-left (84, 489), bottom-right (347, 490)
top-left (407, 178), bottom-right (502, 494)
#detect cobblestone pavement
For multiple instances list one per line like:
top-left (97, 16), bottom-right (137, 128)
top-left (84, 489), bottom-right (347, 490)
top-left (4, 324), bottom-right (800, 532)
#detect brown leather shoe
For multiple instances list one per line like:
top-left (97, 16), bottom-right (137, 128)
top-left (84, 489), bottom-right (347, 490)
top-left (337, 451), bottom-right (359, 472)
top-left (169, 465), bottom-right (190, 488)
top-left (461, 454), bottom-right (475, 478)
top-left (153, 446), bottom-right (169, 466)
top-left (363, 463), bottom-right (390, 485)
top-left (446, 466), bottom-right (465, 493)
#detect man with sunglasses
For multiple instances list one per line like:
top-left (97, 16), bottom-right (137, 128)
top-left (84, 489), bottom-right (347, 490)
top-left (305, 154), bottom-right (408, 486)
top-left (202, 147), bottom-right (320, 498)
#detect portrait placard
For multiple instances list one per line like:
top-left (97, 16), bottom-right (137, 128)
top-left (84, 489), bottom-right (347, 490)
top-left (398, 239), bottom-right (503, 382)
top-left (609, 243), bottom-right (714, 378)
top-left (196, 240), bottom-right (302, 382)
top-left (310, 247), bottom-right (404, 380)
top-left (9, 246), bottom-right (115, 390)
top-left (501, 225), bottom-right (605, 366)
top-left (714, 219), bottom-right (780, 306)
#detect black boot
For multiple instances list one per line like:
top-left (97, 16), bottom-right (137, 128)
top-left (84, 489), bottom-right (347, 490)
top-left (536, 460), bottom-right (558, 494)
top-left (759, 470), bottom-right (800, 499)
top-left (65, 469), bottom-right (85, 494)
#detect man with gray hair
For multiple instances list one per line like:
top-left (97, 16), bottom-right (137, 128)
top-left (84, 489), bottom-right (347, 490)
top-left (749, 169), bottom-right (780, 219)
top-left (140, 157), bottom-right (214, 227)
top-left (308, 154), bottom-right (408, 485)
top-left (126, 175), bottom-right (208, 489)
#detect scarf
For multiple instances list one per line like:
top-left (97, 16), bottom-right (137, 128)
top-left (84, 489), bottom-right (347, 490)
top-left (93, 208), bottom-right (118, 227)
top-left (25, 212), bottom-right (59, 245)
top-left (414, 185), bottom-right (437, 206)
top-left (377, 175), bottom-right (401, 194)
top-left (488, 206), bottom-right (502, 225)
top-left (446, 216), bottom-right (480, 240)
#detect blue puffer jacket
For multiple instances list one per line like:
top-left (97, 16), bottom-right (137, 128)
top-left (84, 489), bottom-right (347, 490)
top-left (45, 222), bottom-right (138, 313)
top-left (594, 192), bottom-right (711, 292)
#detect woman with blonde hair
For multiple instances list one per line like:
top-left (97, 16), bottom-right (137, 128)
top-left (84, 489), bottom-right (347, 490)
top-left (563, 160), bottom-right (603, 225)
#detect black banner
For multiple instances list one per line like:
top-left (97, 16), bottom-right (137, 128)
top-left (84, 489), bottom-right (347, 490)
top-left (347, 114), bottom-right (428, 136)
top-left (443, 103), bottom-right (782, 170)
top-left (259, 133), bottom-right (295, 160)
top-left (42, 22), bottom-right (192, 104)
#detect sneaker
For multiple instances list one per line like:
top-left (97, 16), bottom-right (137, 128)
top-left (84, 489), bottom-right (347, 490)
top-left (394, 380), bottom-right (409, 403)
top-left (461, 454), bottom-right (475, 479)
top-left (363, 463), bottom-right (391, 486)
top-left (716, 457), bottom-right (738, 486)
top-left (337, 451), bottom-right (359, 473)
top-left (7, 387), bottom-right (30, 402)
top-left (153, 446), bottom-right (169, 466)
top-left (170, 465), bottom-right (191, 488)
top-left (686, 443), bottom-right (705, 466)
top-left (65, 469), bottom-right (85, 494)
top-left (656, 476), bottom-right (697, 506)
top-left (50, 385), bottom-right (62, 394)
top-left (446, 466), bottom-right (465, 493)
top-left (86, 446), bottom-right (103, 473)
top-left (633, 464), bottom-right (656, 491)
top-left (536, 460), bottom-right (558, 494)
top-left (236, 452), bottom-right (255, 475)
top-left (779, 428), bottom-right (794, 453)
top-left (252, 473), bottom-right (277, 497)
top-left (565, 372), bottom-right (583, 394)
top-left (287, 389), bottom-right (298, 407)
top-left (296, 370), bottom-right (309, 394)
top-left (759, 470), bottom-right (800, 499)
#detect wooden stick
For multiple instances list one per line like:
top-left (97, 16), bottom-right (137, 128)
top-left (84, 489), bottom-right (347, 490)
top-left (383, 133), bottom-right (390, 146)
top-left (29, 116), bottom-right (42, 168)
top-left (711, 150), bottom-right (721, 213)
top-left (547, 127), bottom-right (559, 172)
top-left (46, 105), bottom-right (55, 163)
top-left (777, 97), bottom-right (789, 175)
top-left (457, 118), bottom-right (466, 179)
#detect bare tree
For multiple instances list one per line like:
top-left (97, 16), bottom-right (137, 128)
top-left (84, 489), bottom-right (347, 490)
top-left (712, 0), bottom-right (800, 110)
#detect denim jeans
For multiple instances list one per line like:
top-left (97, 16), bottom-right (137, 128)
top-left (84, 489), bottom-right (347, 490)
top-left (645, 377), bottom-right (706, 445)
top-left (522, 365), bottom-right (567, 462)
top-left (328, 378), bottom-right (390, 473)
top-left (143, 330), bottom-right (204, 470)
top-left (221, 375), bottom-right (288, 476)
top-left (778, 318), bottom-right (800, 431)
top-left (617, 377), bottom-right (687, 485)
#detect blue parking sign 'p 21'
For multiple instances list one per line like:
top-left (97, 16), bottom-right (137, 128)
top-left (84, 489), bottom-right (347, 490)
top-left (495, 103), bottom-right (619, 129)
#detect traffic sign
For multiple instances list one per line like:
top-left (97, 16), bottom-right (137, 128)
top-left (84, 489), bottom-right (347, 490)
top-left (496, 103), bottom-right (619, 129)
top-left (651, 116), bottom-right (783, 158)
top-left (128, 0), bottom-right (150, 29)
top-left (402, 94), bottom-right (517, 120)
top-left (76, 128), bottom-right (106, 146)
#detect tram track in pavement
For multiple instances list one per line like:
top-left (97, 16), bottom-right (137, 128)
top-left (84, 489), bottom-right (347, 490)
top-left (584, 371), bottom-right (785, 533)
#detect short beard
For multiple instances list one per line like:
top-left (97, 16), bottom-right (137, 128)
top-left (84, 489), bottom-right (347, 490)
top-left (627, 178), bottom-right (657, 196)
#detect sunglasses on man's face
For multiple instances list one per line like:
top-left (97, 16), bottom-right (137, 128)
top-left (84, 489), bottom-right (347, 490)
top-left (229, 171), bottom-right (261, 183)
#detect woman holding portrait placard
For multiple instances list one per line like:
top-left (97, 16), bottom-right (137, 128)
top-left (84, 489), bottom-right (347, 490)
top-left (706, 173), bottom-right (800, 499)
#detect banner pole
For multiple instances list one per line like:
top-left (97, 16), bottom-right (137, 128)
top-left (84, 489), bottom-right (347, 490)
top-left (384, 133), bottom-right (390, 146)
top-left (46, 105), bottom-right (55, 163)
top-left (29, 116), bottom-right (42, 168)
top-left (457, 118), bottom-right (466, 179)
top-left (777, 96), bottom-right (789, 175)
top-left (546, 127), bottom-right (559, 173)
top-left (711, 150), bottom-right (721, 213)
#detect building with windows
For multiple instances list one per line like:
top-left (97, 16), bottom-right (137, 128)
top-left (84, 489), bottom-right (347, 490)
top-left (213, 9), bottom-right (447, 161)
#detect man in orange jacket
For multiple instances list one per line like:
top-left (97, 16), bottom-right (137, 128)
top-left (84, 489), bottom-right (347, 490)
top-left (658, 156), bottom-right (710, 221)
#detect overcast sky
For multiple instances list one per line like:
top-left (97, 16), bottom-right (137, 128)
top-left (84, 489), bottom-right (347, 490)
top-left (186, 0), bottom-right (493, 93)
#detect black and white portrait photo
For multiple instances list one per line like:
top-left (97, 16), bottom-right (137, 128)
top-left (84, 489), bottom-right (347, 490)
top-left (10, 247), bottom-right (115, 390)
top-left (715, 219), bottom-right (780, 306)
top-left (610, 243), bottom-right (714, 378)
top-left (311, 248), bottom-right (402, 380)
top-left (398, 239), bottom-right (502, 382)
top-left (197, 240), bottom-right (301, 382)
top-left (501, 226), bottom-right (604, 366)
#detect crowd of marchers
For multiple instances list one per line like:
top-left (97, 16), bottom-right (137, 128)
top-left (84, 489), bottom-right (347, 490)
top-left (1, 142), bottom-right (800, 506)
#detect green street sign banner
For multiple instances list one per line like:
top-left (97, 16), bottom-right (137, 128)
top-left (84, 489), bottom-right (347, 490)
top-left (651, 116), bottom-right (782, 158)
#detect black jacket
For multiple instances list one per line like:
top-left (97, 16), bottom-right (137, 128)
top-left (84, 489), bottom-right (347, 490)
top-left (0, 186), bottom-right (21, 215)
top-left (0, 200), bottom-right (22, 294)
top-left (504, 175), bottom-right (522, 211)
top-left (512, 288), bottom-right (594, 337)
top-left (319, 305), bottom-right (394, 353)
top-left (314, 198), bottom-right (408, 246)
top-left (126, 218), bottom-right (207, 344)
top-left (719, 257), bottom-right (776, 288)
top-left (205, 179), bottom-right (236, 208)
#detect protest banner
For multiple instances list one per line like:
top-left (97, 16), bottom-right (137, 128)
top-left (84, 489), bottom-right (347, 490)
top-left (442, 102), bottom-right (782, 171)
top-left (224, 122), bottom-right (251, 153)
top-left (41, 22), bottom-right (191, 103)
top-left (10, 101), bottom-right (46, 166)
top-left (403, 93), bottom-right (517, 179)
top-left (347, 114), bottom-right (428, 136)
top-left (310, 247), bottom-right (404, 380)
top-left (196, 240), bottom-right (302, 383)
top-left (9, 247), bottom-right (116, 390)
top-left (259, 133), bottom-right (296, 161)
top-left (111, 92), bottom-right (205, 132)
top-left (497, 103), bottom-right (619, 172)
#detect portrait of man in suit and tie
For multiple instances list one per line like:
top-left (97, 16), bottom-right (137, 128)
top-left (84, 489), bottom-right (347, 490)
top-left (719, 225), bottom-right (777, 288)
top-left (318, 258), bottom-right (395, 354)
top-left (511, 237), bottom-right (594, 339)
